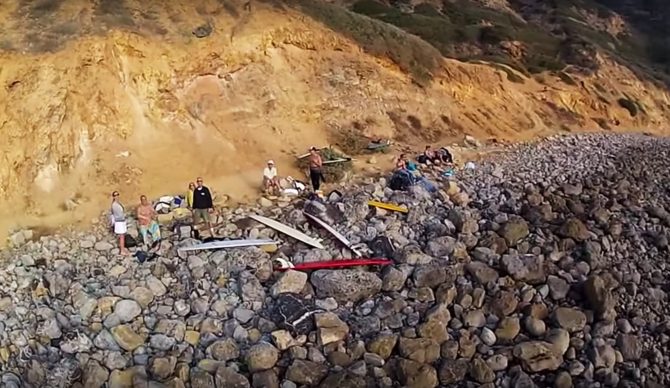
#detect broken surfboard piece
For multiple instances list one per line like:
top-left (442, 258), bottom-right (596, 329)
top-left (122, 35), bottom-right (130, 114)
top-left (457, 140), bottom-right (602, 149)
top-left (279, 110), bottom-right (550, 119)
top-left (322, 157), bottom-right (353, 165)
top-left (178, 239), bottom-right (278, 252)
top-left (303, 212), bottom-right (362, 257)
top-left (248, 214), bottom-right (325, 250)
top-left (367, 200), bottom-right (409, 213)
top-left (273, 258), bottom-right (392, 271)
top-left (296, 147), bottom-right (329, 160)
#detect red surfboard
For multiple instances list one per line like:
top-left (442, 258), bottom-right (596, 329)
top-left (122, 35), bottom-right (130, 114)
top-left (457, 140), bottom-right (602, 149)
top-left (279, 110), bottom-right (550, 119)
top-left (274, 258), bottom-right (393, 271)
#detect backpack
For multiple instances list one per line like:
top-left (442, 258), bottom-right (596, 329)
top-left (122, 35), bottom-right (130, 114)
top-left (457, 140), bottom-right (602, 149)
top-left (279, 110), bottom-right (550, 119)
top-left (389, 170), bottom-right (415, 191)
top-left (135, 250), bottom-right (157, 263)
top-left (370, 236), bottom-right (395, 258)
top-left (124, 234), bottom-right (138, 248)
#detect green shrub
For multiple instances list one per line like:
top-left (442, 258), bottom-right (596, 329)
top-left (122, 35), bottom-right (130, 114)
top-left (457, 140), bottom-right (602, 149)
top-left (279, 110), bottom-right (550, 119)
top-left (351, 0), bottom-right (391, 16)
top-left (414, 3), bottom-right (442, 17)
top-left (558, 71), bottom-right (578, 86)
top-left (593, 117), bottom-right (611, 130)
top-left (617, 98), bottom-right (638, 117)
top-left (30, 0), bottom-right (64, 17)
top-left (526, 54), bottom-right (566, 73)
top-left (505, 70), bottom-right (526, 83)
top-left (478, 25), bottom-right (513, 45)
top-left (297, 0), bottom-right (441, 86)
top-left (348, 0), bottom-right (569, 74)
top-left (489, 63), bottom-right (526, 83)
top-left (95, 0), bottom-right (135, 27)
top-left (594, 83), bottom-right (608, 94)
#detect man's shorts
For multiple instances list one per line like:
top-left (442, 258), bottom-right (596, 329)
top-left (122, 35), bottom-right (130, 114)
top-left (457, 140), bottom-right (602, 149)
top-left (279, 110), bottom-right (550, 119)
top-left (140, 221), bottom-right (161, 243)
top-left (193, 208), bottom-right (211, 224)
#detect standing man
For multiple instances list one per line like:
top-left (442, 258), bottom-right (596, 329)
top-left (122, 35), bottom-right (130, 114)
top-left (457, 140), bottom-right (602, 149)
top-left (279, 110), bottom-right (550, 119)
top-left (193, 177), bottom-right (216, 237)
top-left (137, 195), bottom-right (161, 245)
top-left (111, 191), bottom-right (130, 255)
top-left (308, 147), bottom-right (324, 192)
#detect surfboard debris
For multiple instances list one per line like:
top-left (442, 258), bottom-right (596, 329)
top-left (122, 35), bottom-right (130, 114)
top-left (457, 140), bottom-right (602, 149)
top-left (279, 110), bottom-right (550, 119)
top-left (367, 200), bottom-right (409, 213)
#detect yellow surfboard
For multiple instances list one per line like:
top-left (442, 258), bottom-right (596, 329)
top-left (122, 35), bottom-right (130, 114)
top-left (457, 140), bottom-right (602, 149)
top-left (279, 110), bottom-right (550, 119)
top-left (368, 200), bottom-right (409, 213)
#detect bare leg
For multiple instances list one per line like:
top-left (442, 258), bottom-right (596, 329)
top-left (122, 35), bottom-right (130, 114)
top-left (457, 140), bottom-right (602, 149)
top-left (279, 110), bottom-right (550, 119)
top-left (119, 235), bottom-right (130, 255)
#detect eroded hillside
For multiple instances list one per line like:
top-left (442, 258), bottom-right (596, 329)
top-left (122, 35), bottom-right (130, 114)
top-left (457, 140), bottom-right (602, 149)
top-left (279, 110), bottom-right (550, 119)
top-left (0, 0), bottom-right (669, 238)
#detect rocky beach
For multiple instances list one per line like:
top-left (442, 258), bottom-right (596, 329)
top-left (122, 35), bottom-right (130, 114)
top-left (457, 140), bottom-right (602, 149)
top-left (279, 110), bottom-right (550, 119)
top-left (0, 132), bottom-right (669, 388)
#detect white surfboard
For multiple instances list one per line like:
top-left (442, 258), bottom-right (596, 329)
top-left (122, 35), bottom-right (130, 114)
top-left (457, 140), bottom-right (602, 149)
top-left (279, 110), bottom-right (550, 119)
top-left (303, 212), bottom-right (362, 257)
top-left (322, 158), bottom-right (353, 165)
top-left (248, 215), bottom-right (324, 250)
top-left (178, 239), bottom-right (278, 252)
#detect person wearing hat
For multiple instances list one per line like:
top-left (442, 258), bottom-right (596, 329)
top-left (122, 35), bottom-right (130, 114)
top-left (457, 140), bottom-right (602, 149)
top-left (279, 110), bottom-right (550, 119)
top-left (263, 160), bottom-right (280, 195)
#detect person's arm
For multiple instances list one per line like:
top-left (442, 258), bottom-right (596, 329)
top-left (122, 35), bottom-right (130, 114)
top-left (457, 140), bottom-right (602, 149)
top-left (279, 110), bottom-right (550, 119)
top-left (316, 155), bottom-right (323, 168)
top-left (205, 188), bottom-right (214, 209)
top-left (137, 208), bottom-right (149, 222)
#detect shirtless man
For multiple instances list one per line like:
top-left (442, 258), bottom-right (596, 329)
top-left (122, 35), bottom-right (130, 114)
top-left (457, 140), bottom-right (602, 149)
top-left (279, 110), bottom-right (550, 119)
top-left (308, 147), bottom-right (324, 191)
top-left (137, 195), bottom-right (161, 245)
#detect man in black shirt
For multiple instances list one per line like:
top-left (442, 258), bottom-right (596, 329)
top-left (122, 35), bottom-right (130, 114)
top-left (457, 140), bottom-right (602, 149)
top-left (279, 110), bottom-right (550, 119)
top-left (193, 177), bottom-right (215, 237)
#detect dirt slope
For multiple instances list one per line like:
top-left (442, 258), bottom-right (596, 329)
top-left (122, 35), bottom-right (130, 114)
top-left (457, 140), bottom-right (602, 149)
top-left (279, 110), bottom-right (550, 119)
top-left (0, 0), bottom-right (669, 240)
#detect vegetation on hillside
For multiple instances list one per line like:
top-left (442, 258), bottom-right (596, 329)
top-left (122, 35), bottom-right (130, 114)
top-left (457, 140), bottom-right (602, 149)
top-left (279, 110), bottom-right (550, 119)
top-left (291, 0), bottom-right (443, 86)
top-left (340, 0), bottom-right (669, 84)
top-left (3, 0), bottom-right (669, 87)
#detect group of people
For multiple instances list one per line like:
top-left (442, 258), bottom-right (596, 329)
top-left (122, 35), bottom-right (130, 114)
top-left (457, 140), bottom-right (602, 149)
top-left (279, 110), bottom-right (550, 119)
top-left (110, 177), bottom-right (216, 255)
top-left (109, 147), bottom-right (327, 254)
top-left (262, 146), bottom-right (325, 194)
top-left (395, 145), bottom-right (454, 174)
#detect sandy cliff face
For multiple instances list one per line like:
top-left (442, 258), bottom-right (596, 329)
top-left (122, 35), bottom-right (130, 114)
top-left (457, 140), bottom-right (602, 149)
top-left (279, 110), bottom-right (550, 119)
top-left (0, 0), bottom-right (669, 239)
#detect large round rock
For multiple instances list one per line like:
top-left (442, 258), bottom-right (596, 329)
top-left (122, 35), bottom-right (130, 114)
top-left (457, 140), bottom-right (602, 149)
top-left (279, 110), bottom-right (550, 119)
top-left (310, 270), bottom-right (382, 303)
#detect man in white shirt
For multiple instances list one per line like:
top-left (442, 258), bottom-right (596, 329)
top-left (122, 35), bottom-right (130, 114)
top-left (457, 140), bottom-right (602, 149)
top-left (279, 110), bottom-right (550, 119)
top-left (263, 160), bottom-right (280, 194)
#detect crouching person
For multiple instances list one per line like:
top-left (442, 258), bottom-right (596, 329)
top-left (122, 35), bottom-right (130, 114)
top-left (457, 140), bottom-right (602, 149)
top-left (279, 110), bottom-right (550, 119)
top-left (263, 160), bottom-right (281, 195)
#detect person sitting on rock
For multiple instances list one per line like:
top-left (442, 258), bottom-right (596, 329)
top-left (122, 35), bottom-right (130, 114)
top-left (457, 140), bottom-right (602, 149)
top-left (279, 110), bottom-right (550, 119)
top-left (137, 195), bottom-right (161, 245)
top-left (395, 153), bottom-right (409, 171)
top-left (263, 160), bottom-right (281, 195)
top-left (425, 145), bottom-right (439, 164)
